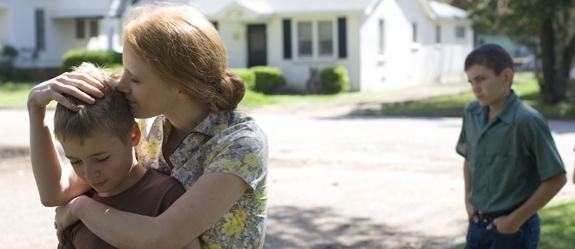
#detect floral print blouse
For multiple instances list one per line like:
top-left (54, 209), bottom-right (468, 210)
top-left (136, 111), bottom-right (268, 249)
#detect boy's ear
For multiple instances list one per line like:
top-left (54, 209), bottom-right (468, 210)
top-left (502, 68), bottom-right (514, 87)
top-left (129, 123), bottom-right (141, 147)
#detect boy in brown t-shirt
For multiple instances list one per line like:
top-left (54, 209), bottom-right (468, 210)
top-left (41, 63), bottom-right (199, 249)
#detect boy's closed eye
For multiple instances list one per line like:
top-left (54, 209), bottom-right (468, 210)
top-left (95, 156), bottom-right (110, 162)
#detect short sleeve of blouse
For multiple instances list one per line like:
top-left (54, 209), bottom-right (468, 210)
top-left (205, 134), bottom-right (268, 191)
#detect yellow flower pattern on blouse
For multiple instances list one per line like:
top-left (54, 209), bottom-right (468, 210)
top-left (136, 111), bottom-right (268, 249)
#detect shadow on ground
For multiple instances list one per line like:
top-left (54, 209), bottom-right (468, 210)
top-left (265, 206), bottom-right (452, 249)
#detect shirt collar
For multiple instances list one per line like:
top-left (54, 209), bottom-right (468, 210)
top-left (161, 111), bottom-right (231, 138)
top-left (192, 111), bottom-right (235, 137)
top-left (471, 90), bottom-right (517, 124)
top-left (496, 90), bottom-right (518, 124)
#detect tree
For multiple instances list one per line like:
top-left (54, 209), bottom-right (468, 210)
top-left (441, 0), bottom-right (575, 104)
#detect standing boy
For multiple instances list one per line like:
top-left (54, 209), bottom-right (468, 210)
top-left (456, 44), bottom-right (566, 249)
top-left (28, 63), bottom-right (199, 249)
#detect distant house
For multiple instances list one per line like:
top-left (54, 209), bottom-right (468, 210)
top-left (182, 0), bottom-right (474, 91)
top-left (0, 0), bottom-right (123, 69)
top-left (476, 34), bottom-right (535, 71)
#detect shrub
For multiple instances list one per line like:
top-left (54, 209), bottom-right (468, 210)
top-left (0, 45), bottom-right (19, 82)
top-left (320, 66), bottom-right (349, 94)
top-left (61, 49), bottom-right (122, 71)
top-left (232, 68), bottom-right (255, 90)
top-left (250, 66), bottom-right (286, 94)
top-left (1, 45), bottom-right (18, 59)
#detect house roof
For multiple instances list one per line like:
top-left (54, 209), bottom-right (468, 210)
top-left (185, 0), bottom-right (468, 22)
top-left (429, 0), bottom-right (468, 20)
top-left (188, 0), bottom-right (375, 16)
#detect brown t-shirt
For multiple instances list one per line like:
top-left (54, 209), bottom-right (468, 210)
top-left (59, 169), bottom-right (185, 249)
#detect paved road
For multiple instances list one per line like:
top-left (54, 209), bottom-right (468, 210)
top-left (1, 109), bottom-right (574, 249)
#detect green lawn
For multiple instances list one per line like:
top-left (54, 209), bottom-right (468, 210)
top-left (0, 82), bottom-right (36, 108)
top-left (0, 80), bottom-right (377, 109)
top-left (450, 200), bottom-right (575, 249)
top-left (379, 73), bottom-right (575, 119)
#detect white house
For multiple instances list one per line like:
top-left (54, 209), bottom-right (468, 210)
top-left (0, 0), bottom-right (123, 69)
top-left (184, 0), bottom-right (474, 91)
top-left (1, 0), bottom-right (472, 92)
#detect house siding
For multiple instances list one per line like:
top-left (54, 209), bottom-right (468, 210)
top-left (3, 0), bottom-right (113, 68)
top-left (359, 0), bottom-right (472, 92)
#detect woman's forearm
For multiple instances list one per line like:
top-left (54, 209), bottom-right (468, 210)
top-left (72, 196), bottom-right (168, 249)
top-left (71, 173), bottom-right (248, 249)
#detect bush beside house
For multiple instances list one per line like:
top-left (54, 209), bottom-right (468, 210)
top-left (0, 45), bottom-right (19, 82)
top-left (61, 49), bottom-right (122, 71)
top-left (250, 66), bottom-right (286, 94)
top-left (232, 68), bottom-right (255, 91)
top-left (320, 66), bottom-right (349, 94)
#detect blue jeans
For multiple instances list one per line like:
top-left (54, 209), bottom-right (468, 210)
top-left (464, 213), bottom-right (540, 249)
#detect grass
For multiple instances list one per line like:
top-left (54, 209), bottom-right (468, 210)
top-left (0, 82), bottom-right (36, 108)
top-left (450, 199), bottom-right (575, 249)
top-left (378, 73), bottom-right (575, 119)
top-left (2, 72), bottom-right (574, 118)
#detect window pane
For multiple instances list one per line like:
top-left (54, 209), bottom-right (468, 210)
top-left (35, 9), bottom-right (45, 50)
top-left (412, 22), bottom-right (417, 42)
top-left (455, 26), bottom-right (465, 39)
top-left (435, 25), bottom-right (441, 43)
top-left (378, 19), bottom-right (384, 54)
top-left (89, 19), bottom-right (99, 38)
top-left (297, 21), bottom-right (312, 56)
top-left (318, 21), bottom-right (333, 56)
top-left (76, 18), bottom-right (85, 39)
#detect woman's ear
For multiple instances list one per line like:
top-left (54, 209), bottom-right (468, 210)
top-left (129, 122), bottom-right (141, 147)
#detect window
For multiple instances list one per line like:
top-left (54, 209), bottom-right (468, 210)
top-left (455, 26), bottom-right (465, 39)
top-left (435, 25), bottom-right (441, 43)
top-left (295, 19), bottom-right (337, 58)
top-left (297, 21), bottom-right (312, 57)
top-left (76, 18), bottom-right (85, 39)
top-left (318, 20), bottom-right (333, 56)
top-left (378, 19), bottom-right (385, 54)
top-left (35, 9), bottom-right (45, 50)
top-left (411, 22), bottom-right (417, 43)
top-left (89, 19), bottom-right (99, 38)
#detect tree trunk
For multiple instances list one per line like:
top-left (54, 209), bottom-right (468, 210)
top-left (539, 18), bottom-right (570, 104)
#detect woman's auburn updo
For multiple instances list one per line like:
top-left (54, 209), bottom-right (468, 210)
top-left (123, 3), bottom-right (245, 112)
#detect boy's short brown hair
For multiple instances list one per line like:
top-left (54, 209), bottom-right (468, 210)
top-left (54, 63), bottom-right (134, 144)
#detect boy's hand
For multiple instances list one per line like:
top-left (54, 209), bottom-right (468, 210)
top-left (55, 196), bottom-right (83, 242)
top-left (491, 215), bottom-right (521, 235)
top-left (466, 202), bottom-right (476, 221)
top-left (27, 72), bottom-right (104, 111)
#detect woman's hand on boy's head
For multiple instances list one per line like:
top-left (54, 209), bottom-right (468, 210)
top-left (28, 72), bottom-right (105, 111)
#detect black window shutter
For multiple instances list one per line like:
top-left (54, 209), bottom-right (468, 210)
top-left (283, 19), bottom-right (292, 59)
top-left (337, 17), bottom-right (347, 59)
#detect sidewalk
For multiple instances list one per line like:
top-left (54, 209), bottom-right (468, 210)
top-left (251, 82), bottom-right (470, 118)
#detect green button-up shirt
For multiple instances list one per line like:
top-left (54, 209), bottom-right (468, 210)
top-left (456, 91), bottom-right (565, 212)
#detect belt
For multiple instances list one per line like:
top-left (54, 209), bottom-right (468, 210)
top-left (475, 203), bottom-right (522, 220)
